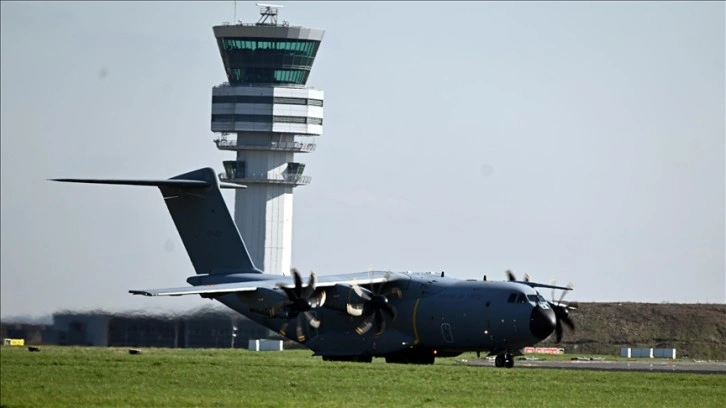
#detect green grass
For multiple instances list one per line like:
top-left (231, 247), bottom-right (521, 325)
top-left (1, 347), bottom-right (724, 407)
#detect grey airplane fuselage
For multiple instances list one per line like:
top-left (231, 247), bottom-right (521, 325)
top-left (190, 271), bottom-right (555, 358)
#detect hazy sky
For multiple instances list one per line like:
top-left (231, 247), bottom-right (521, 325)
top-left (1, 1), bottom-right (724, 318)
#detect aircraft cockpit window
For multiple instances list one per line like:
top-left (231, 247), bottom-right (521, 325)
top-left (517, 293), bottom-right (527, 304)
top-left (507, 293), bottom-right (517, 303)
top-left (527, 294), bottom-right (539, 303)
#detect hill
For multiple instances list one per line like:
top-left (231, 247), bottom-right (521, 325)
top-left (539, 302), bottom-right (726, 360)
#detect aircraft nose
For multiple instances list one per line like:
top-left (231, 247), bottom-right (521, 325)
top-left (529, 305), bottom-right (556, 340)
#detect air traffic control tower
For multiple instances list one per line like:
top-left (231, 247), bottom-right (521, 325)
top-left (211, 5), bottom-right (324, 275)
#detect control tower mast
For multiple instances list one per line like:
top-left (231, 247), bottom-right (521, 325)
top-left (211, 4), bottom-right (325, 275)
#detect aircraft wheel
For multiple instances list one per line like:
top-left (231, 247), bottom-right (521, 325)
top-left (504, 354), bottom-right (514, 368)
top-left (494, 354), bottom-right (505, 368)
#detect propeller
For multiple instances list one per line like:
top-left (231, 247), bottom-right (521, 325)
top-left (506, 269), bottom-right (530, 282)
top-left (549, 280), bottom-right (577, 343)
top-left (346, 272), bottom-right (401, 336)
top-left (506, 270), bottom-right (577, 343)
top-left (270, 268), bottom-right (327, 342)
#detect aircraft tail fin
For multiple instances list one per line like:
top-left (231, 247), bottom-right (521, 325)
top-left (52, 167), bottom-right (262, 275)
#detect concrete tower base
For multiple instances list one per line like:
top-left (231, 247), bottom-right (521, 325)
top-left (234, 184), bottom-right (293, 275)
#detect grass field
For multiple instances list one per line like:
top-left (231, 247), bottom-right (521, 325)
top-left (1, 347), bottom-right (724, 407)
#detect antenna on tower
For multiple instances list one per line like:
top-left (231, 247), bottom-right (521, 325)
top-left (256, 3), bottom-right (282, 26)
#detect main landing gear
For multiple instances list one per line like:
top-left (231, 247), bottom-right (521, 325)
top-left (494, 353), bottom-right (514, 368)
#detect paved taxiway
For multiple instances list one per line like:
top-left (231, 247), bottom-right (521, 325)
top-left (468, 358), bottom-right (726, 374)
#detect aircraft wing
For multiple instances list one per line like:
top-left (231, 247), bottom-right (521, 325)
top-left (129, 282), bottom-right (259, 297)
top-left (299, 271), bottom-right (394, 289)
top-left (129, 271), bottom-right (404, 297)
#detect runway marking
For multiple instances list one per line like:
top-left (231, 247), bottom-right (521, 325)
top-left (468, 359), bottom-right (726, 374)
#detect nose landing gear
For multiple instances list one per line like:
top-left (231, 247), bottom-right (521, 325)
top-left (494, 353), bottom-right (514, 368)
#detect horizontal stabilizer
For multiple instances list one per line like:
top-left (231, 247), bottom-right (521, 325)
top-left (130, 282), bottom-right (259, 297)
top-left (52, 167), bottom-right (258, 275)
top-left (50, 178), bottom-right (246, 189)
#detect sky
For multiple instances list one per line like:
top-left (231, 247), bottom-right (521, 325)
top-left (1, 1), bottom-right (724, 319)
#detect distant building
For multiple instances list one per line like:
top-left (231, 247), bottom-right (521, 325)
top-left (0, 322), bottom-right (50, 346)
top-left (43, 308), bottom-right (280, 348)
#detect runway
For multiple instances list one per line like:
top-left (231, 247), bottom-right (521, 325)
top-left (468, 358), bottom-right (726, 374)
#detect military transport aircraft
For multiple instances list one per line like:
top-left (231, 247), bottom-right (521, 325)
top-left (53, 167), bottom-right (576, 367)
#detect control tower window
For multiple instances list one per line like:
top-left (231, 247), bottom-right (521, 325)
top-left (212, 114), bottom-right (321, 124)
top-left (222, 39), bottom-right (319, 57)
top-left (223, 160), bottom-right (246, 179)
top-left (286, 162), bottom-right (306, 176)
top-left (229, 68), bottom-right (308, 85)
top-left (273, 116), bottom-right (306, 124)
top-left (214, 95), bottom-right (274, 104)
top-left (220, 38), bottom-right (321, 85)
top-left (222, 40), bottom-right (319, 69)
top-left (273, 97), bottom-right (324, 107)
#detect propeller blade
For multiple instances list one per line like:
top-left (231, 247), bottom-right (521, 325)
top-left (308, 271), bottom-right (317, 288)
top-left (561, 315), bottom-right (575, 331)
top-left (267, 300), bottom-right (287, 318)
top-left (557, 286), bottom-right (571, 305)
top-left (382, 303), bottom-right (397, 321)
top-left (296, 316), bottom-right (306, 343)
top-left (506, 270), bottom-right (516, 281)
top-left (279, 320), bottom-right (289, 337)
top-left (351, 281), bottom-right (362, 297)
top-left (355, 315), bottom-right (374, 335)
top-left (292, 268), bottom-right (303, 298)
top-left (379, 303), bottom-right (398, 320)
top-left (304, 311), bottom-right (320, 329)
top-left (352, 281), bottom-right (371, 301)
top-left (383, 287), bottom-right (402, 299)
top-left (276, 282), bottom-right (296, 300)
top-left (374, 309), bottom-right (385, 336)
top-left (567, 302), bottom-right (579, 310)
top-left (301, 271), bottom-right (317, 299)
top-left (555, 319), bottom-right (563, 343)
top-left (346, 303), bottom-right (365, 317)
